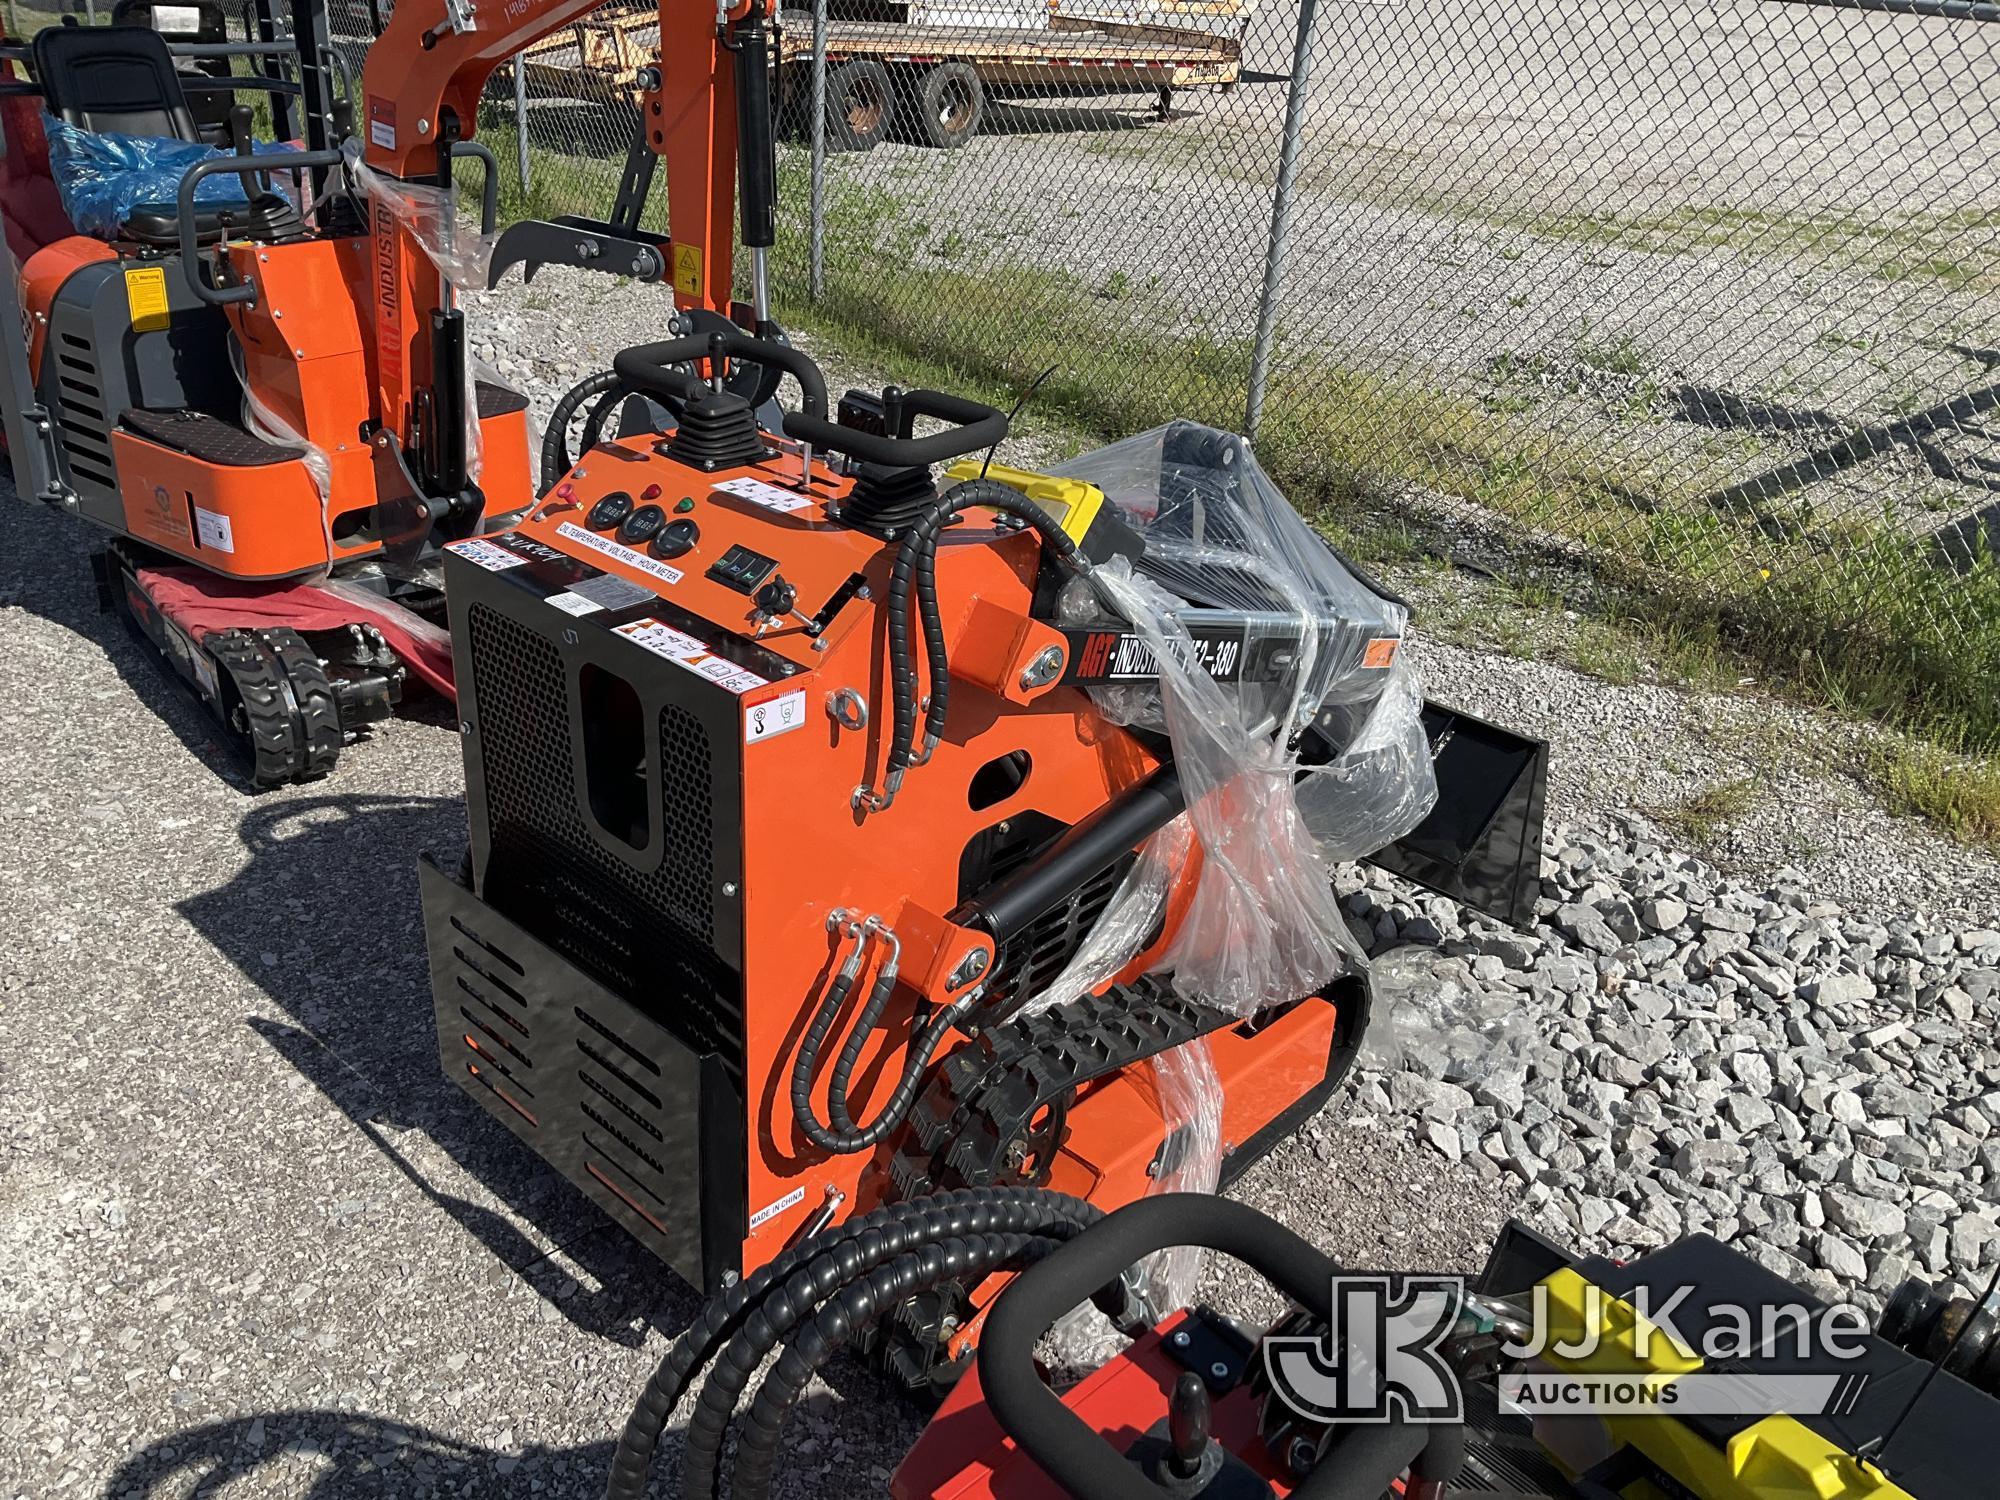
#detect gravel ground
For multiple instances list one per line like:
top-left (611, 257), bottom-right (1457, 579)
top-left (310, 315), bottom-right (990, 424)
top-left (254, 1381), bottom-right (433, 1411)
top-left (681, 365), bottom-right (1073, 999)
top-left (3, 272), bottom-right (1998, 1497)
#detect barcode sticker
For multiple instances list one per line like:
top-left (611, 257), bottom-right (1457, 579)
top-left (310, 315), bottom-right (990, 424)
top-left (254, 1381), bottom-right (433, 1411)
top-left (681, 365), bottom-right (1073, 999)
top-left (566, 572), bottom-right (654, 611)
top-left (446, 538), bottom-right (527, 571)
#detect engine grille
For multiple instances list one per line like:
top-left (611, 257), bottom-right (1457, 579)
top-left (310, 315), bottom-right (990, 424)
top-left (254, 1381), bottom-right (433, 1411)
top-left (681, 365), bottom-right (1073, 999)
top-left (467, 603), bottom-right (741, 1074)
top-left (53, 332), bottom-right (115, 489)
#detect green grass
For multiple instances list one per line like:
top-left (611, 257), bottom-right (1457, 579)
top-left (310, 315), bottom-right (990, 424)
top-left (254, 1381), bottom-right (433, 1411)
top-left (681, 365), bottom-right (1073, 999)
top-left (1861, 731), bottom-right (2000, 845)
top-left (1664, 774), bottom-right (1762, 845)
top-left (466, 134), bottom-right (2000, 838)
top-left (766, 161), bottom-right (2000, 750)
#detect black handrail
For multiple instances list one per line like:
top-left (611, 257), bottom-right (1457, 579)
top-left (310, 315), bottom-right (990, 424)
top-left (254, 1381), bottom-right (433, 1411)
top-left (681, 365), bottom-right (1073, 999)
top-left (175, 146), bottom-right (344, 306)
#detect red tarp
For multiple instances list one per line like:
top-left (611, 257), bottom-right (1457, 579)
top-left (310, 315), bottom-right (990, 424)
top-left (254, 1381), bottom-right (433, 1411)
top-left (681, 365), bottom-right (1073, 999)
top-left (139, 565), bottom-right (457, 698)
top-left (1, 45), bottom-right (74, 261)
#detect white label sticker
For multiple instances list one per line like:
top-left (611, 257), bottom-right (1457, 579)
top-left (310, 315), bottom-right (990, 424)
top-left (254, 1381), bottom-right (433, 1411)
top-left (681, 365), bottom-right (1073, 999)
top-left (748, 1185), bottom-right (807, 1232)
top-left (713, 476), bottom-right (817, 514)
top-left (370, 118), bottom-right (396, 150)
top-left (151, 4), bottom-right (201, 30)
top-left (545, 590), bottom-right (603, 616)
top-left (445, 537), bottom-right (528, 571)
top-left (616, 619), bottom-right (708, 660)
top-left (567, 572), bottom-right (654, 611)
top-left (190, 649), bottom-right (219, 701)
top-left (193, 506), bottom-right (234, 553)
top-left (614, 618), bottom-right (771, 695)
top-left (557, 521), bottom-right (684, 585)
top-left (745, 689), bottom-right (808, 744)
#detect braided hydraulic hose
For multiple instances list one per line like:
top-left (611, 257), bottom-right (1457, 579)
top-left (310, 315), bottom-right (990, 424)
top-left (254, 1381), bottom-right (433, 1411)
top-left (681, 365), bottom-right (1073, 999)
top-left (875, 479), bottom-right (1088, 808)
top-left (726, 1230), bottom-right (1060, 1500)
top-left (603, 1188), bottom-right (1107, 1500)
top-left (787, 918), bottom-right (977, 1155)
top-left (606, 1190), bottom-right (1005, 1500)
top-left (539, 369), bottom-right (624, 491)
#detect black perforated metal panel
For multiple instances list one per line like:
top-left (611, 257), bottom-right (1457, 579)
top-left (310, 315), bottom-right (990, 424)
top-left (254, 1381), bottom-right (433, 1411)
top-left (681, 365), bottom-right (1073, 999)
top-left (466, 602), bottom-right (740, 1073)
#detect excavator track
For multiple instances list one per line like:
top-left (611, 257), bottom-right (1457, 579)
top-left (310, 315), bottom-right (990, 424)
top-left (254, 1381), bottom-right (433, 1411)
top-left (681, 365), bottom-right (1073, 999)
top-left (889, 978), bottom-right (1224, 1202)
top-left (207, 626), bottom-right (343, 787)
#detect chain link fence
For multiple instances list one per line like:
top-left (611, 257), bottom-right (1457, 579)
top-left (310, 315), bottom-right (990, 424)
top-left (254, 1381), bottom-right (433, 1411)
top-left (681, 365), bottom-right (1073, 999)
top-left (462, 0), bottom-right (2000, 733)
top-left (9, 0), bottom-right (1999, 732)
top-left (771, 0), bottom-right (2000, 734)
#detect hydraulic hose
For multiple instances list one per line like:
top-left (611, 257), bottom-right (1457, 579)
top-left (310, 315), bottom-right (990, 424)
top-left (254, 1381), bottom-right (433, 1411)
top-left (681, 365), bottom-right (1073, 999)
top-left (727, 1231), bottom-right (1062, 1500)
top-left (607, 1191), bottom-right (1009, 1499)
top-left (539, 369), bottom-right (624, 491)
top-left (878, 479), bottom-right (1088, 804)
top-left (790, 959), bottom-right (977, 1154)
top-left (678, 1196), bottom-right (1098, 1500)
top-left (604, 1188), bottom-right (1112, 1500)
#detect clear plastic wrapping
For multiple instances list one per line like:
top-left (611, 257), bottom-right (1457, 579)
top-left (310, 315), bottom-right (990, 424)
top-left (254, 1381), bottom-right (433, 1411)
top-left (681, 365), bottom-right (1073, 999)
top-left (1050, 422), bottom-right (1436, 1014)
top-left (230, 337), bottom-right (336, 574)
top-left (43, 113), bottom-right (295, 239)
top-left (1012, 421), bottom-right (1441, 1310)
top-left (1140, 1038), bottom-right (1224, 1308)
top-left (1361, 946), bottom-right (1554, 1085)
top-left (341, 140), bottom-right (497, 480)
top-left (340, 139), bottom-right (497, 290)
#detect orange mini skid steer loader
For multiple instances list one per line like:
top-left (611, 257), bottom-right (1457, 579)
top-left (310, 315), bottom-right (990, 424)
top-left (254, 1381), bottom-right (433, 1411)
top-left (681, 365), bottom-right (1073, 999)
top-left (0, 7), bottom-right (534, 784)
top-left (348, 0), bottom-right (1555, 1408)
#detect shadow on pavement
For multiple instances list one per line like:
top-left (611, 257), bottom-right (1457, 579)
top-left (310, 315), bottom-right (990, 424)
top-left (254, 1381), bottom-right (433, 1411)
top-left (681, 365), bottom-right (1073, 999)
top-left (0, 471), bottom-right (456, 787)
top-left (179, 793), bottom-right (697, 1347)
top-left (100, 1408), bottom-right (632, 1498)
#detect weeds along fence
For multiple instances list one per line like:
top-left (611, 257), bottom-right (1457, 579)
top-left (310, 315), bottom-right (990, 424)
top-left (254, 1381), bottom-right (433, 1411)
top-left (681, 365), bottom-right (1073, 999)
top-left (781, 0), bottom-right (2000, 743)
top-left (14, 0), bottom-right (2000, 738)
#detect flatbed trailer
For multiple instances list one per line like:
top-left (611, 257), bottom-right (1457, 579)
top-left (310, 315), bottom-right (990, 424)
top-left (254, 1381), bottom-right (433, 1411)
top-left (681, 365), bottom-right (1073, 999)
top-left (519, 5), bottom-right (1240, 147)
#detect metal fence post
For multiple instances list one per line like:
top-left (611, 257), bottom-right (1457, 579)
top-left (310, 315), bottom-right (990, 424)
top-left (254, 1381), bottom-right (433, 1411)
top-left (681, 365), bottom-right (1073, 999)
top-left (514, 55), bottom-right (532, 198)
top-left (809, 0), bottom-right (827, 302)
top-left (1245, 0), bottom-right (1319, 441)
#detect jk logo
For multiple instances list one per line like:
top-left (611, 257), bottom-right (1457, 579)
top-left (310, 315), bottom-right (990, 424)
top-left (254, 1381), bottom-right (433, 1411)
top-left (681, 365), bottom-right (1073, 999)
top-left (1263, 1276), bottom-right (1465, 1424)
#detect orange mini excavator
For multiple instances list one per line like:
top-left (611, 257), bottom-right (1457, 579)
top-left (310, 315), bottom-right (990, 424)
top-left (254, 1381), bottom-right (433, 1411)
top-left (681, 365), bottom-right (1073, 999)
top-left (0, 2), bottom-right (534, 784)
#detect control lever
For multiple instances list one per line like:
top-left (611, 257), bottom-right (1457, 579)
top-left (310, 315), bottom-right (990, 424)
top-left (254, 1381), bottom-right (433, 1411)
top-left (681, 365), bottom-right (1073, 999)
top-left (1166, 1372), bottom-right (1214, 1482)
top-left (227, 103), bottom-right (264, 203)
top-left (613, 325), bottom-right (828, 421)
top-left (788, 387), bottom-right (1008, 471)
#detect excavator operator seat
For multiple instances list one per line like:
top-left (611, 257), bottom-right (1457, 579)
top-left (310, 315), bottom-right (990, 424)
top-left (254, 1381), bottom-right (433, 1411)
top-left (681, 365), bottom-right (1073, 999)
top-left (32, 23), bottom-right (197, 141)
top-left (30, 23), bottom-right (275, 246)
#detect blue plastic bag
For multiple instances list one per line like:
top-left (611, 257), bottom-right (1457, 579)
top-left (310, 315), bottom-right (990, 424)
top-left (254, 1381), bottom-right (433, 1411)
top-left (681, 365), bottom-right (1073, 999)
top-left (43, 112), bottom-right (298, 240)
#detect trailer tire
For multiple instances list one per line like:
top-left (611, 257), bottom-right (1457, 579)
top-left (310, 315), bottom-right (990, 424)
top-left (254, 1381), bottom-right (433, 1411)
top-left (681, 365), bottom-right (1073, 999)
top-left (826, 59), bottom-right (894, 152)
top-left (908, 61), bottom-right (983, 149)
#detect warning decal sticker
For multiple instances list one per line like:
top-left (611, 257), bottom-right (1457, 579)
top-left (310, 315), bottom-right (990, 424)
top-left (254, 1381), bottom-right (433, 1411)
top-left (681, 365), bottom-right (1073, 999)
top-left (615, 618), bottom-right (769, 695)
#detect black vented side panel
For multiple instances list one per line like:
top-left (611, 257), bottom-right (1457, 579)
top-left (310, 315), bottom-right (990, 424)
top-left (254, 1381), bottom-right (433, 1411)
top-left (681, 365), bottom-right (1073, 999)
top-left (655, 703), bottom-right (714, 936)
top-left (419, 858), bottom-right (723, 1286)
top-left (466, 603), bottom-right (740, 1074)
top-left (987, 854), bottom-right (1134, 1013)
top-left (54, 333), bottom-right (115, 489)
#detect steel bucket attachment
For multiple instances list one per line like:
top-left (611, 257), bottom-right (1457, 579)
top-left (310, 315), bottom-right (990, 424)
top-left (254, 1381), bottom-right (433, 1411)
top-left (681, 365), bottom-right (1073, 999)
top-left (1365, 700), bottom-right (1548, 929)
